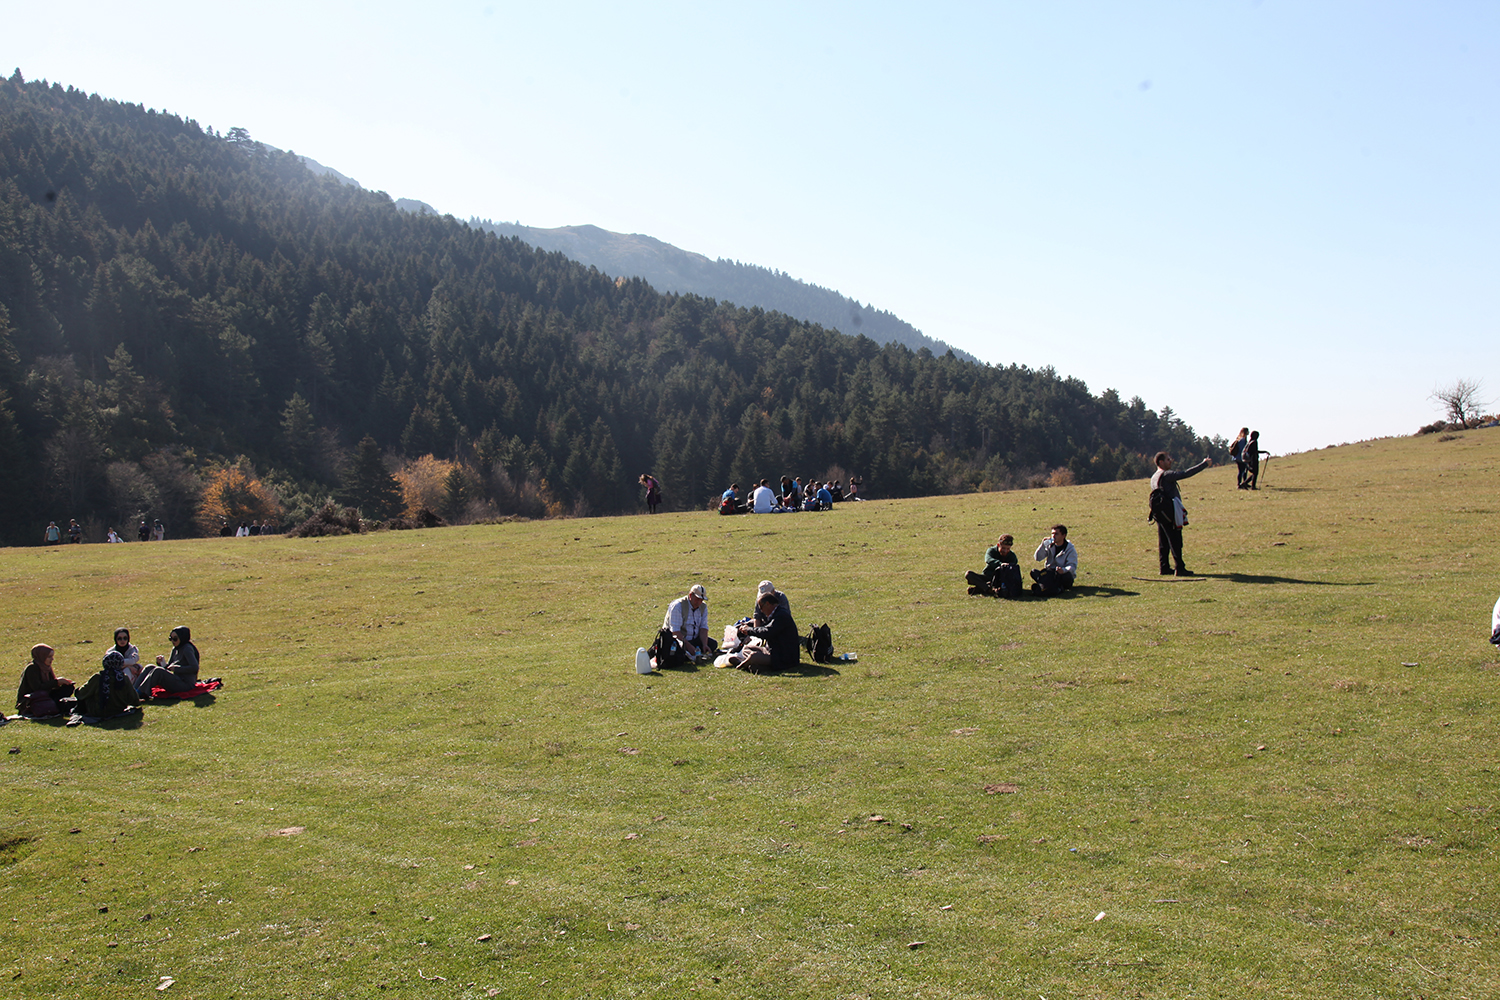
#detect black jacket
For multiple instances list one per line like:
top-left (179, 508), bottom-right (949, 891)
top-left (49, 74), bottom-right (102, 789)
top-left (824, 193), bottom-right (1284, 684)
top-left (739, 605), bottom-right (800, 671)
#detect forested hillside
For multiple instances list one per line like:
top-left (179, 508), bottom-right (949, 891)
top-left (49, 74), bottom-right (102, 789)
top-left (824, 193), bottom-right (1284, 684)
top-left (0, 72), bottom-right (1222, 545)
top-left (472, 220), bottom-right (977, 362)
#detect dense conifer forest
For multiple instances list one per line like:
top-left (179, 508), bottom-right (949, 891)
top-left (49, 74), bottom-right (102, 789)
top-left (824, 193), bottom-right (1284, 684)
top-left (0, 72), bottom-right (1222, 545)
top-left (469, 220), bottom-right (978, 362)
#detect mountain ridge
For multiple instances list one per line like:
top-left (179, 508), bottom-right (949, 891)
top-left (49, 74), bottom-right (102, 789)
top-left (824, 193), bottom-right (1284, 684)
top-left (470, 219), bottom-right (977, 362)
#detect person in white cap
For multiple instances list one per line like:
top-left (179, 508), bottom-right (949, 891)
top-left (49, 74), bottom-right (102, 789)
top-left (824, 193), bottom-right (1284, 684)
top-left (663, 584), bottom-right (714, 664)
top-left (755, 580), bottom-right (791, 619)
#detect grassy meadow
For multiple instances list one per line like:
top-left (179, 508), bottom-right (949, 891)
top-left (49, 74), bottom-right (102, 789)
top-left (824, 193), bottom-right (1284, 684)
top-left (2, 430), bottom-right (1498, 998)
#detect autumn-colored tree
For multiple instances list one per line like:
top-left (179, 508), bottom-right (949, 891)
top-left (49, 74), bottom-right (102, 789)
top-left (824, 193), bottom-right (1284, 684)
top-left (197, 463), bottom-right (281, 534)
top-left (394, 454), bottom-right (455, 517)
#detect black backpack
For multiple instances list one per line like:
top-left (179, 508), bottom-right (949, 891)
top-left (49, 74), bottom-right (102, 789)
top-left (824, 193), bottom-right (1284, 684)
top-left (1147, 486), bottom-right (1171, 524)
top-left (802, 623), bottom-right (834, 663)
top-left (648, 627), bottom-right (686, 668)
top-left (993, 563), bottom-right (1023, 600)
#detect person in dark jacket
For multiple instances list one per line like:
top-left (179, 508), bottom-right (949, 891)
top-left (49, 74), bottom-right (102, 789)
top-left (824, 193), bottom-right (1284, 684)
top-left (74, 651), bottom-right (140, 719)
top-left (966, 533), bottom-right (1021, 597)
top-left (15, 643), bottom-right (75, 715)
top-left (1150, 451), bottom-right (1213, 576)
top-left (1241, 431), bottom-right (1262, 490)
top-left (136, 625), bottom-right (200, 695)
top-left (730, 594), bottom-right (800, 673)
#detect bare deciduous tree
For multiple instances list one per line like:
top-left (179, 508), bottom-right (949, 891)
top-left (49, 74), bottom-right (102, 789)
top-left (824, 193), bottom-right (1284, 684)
top-left (1429, 378), bottom-right (1487, 429)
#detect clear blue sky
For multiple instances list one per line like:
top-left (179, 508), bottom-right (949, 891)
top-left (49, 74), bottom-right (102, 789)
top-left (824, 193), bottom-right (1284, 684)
top-left (7, 1), bottom-right (1496, 453)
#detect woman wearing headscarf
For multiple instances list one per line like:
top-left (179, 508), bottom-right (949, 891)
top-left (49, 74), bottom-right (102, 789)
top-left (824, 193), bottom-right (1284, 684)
top-left (111, 628), bottom-right (142, 689)
top-left (136, 626), bottom-right (200, 696)
top-left (15, 643), bottom-right (75, 716)
top-left (74, 651), bottom-right (140, 719)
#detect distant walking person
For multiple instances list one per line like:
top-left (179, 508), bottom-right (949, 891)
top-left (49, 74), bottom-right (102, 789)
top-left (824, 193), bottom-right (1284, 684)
top-left (1149, 451), bottom-right (1213, 576)
top-left (1241, 431), bottom-right (1262, 490)
top-left (44, 521), bottom-right (61, 544)
top-left (138, 520), bottom-right (151, 542)
top-left (1230, 427), bottom-right (1249, 488)
top-left (67, 519), bottom-right (82, 543)
top-left (639, 473), bottom-right (662, 514)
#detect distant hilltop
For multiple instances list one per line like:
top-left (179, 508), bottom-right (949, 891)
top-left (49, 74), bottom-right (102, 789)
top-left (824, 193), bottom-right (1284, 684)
top-left (470, 219), bottom-right (977, 363)
top-left (294, 155), bottom-right (973, 362)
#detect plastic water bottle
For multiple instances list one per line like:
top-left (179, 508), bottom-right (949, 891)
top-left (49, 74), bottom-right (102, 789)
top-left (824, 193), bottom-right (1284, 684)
top-left (838, 652), bottom-right (858, 663)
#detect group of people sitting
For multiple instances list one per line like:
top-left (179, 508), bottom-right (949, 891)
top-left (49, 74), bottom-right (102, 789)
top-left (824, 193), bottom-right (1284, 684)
top-left (719, 475), bottom-right (862, 514)
top-left (964, 524), bottom-right (1079, 599)
top-left (11, 625), bottom-right (219, 724)
top-left (646, 580), bottom-right (801, 673)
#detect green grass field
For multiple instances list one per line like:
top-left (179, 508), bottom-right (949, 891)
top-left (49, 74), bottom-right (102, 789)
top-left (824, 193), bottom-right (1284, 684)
top-left (3, 431), bottom-right (1498, 998)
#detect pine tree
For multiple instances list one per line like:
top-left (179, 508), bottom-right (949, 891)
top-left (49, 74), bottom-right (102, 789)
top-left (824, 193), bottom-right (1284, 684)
top-left (340, 435), bottom-right (404, 518)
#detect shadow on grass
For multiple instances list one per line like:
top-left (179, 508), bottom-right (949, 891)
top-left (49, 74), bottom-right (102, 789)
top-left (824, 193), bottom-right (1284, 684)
top-left (1201, 573), bottom-right (1373, 586)
top-left (655, 662), bottom-right (841, 678)
top-left (766, 663), bottom-right (841, 678)
top-left (90, 711), bottom-right (145, 730)
top-left (144, 694), bottom-right (219, 708)
top-left (1050, 585), bottom-right (1140, 599)
top-left (8, 715), bottom-right (69, 727)
top-left (654, 662), bottom-right (701, 673)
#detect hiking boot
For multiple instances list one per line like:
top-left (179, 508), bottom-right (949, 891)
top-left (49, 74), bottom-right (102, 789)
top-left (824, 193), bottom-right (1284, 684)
top-left (1160, 568), bottom-right (1175, 575)
top-left (967, 585), bottom-right (984, 596)
top-left (1175, 569), bottom-right (1197, 577)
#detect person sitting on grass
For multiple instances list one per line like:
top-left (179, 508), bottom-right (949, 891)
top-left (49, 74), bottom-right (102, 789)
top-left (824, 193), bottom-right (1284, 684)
top-left (750, 480), bottom-right (777, 514)
top-left (726, 593), bottom-right (800, 673)
top-left (1030, 524), bottom-right (1078, 596)
top-left (110, 627), bottom-right (142, 690)
top-left (15, 643), bottom-right (75, 717)
top-left (966, 533), bottom-right (1022, 598)
top-left (655, 585), bottom-right (714, 667)
top-left (136, 626), bottom-right (200, 696)
top-left (73, 650), bottom-right (140, 721)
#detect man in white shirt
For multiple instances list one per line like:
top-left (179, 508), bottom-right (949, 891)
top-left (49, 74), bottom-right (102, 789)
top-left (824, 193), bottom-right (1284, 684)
top-left (662, 584), bottom-right (713, 664)
top-left (1030, 524), bottom-right (1078, 595)
top-left (750, 479), bottom-right (776, 514)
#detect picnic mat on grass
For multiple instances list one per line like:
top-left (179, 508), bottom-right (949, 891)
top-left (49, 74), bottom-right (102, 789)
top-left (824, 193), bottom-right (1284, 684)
top-left (150, 679), bottom-right (223, 700)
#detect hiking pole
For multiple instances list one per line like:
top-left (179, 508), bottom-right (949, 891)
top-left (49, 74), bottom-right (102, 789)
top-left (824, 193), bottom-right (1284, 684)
top-left (1259, 453), bottom-right (1271, 486)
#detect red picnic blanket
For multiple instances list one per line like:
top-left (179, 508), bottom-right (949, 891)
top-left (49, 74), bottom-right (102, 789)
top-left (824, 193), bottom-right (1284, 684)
top-left (149, 679), bottom-right (223, 700)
